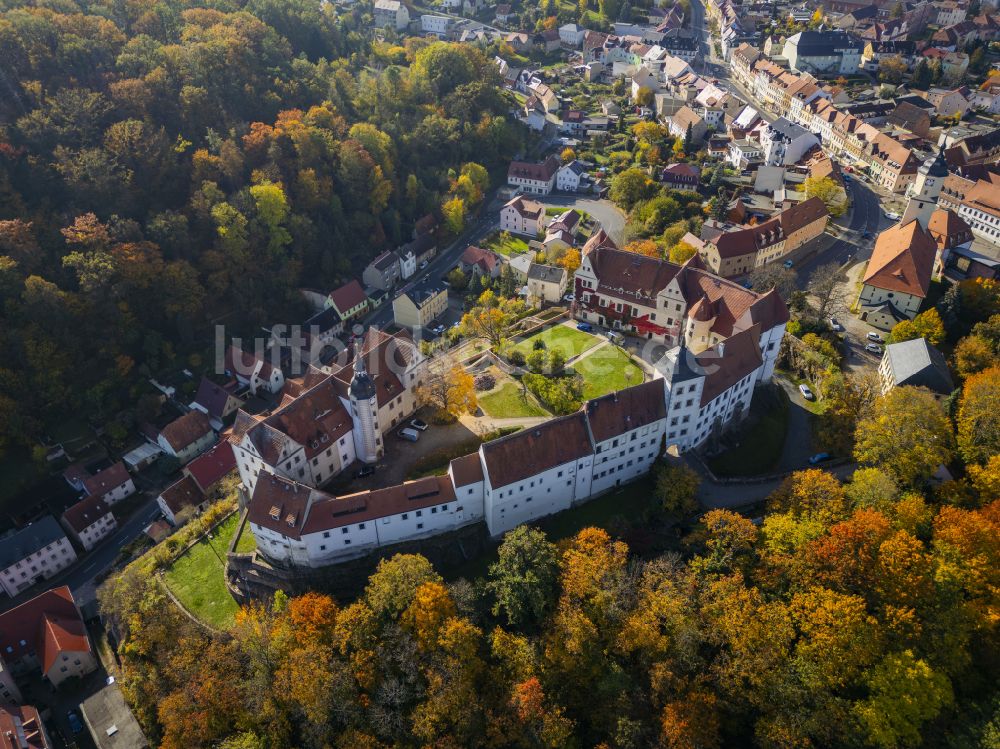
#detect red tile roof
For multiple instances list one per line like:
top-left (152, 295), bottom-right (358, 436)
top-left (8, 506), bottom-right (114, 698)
top-left (302, 476), bottom-right (457, 534)
top-left (184, 441), bottom-right (236, 492)
top-left (584, 380), bottom-right (666, 443)
top-left (193, 377), bottom-right (241, 420)
top-left (159, 410), bottom-right (213, 453)
top-left (696, 323), bottom-right (764, 406)
top-left (61, 493), bottom-right (113, 534)
top-left (460, 245), bottom-right (501, 274)
top-left (863, 219), bottom-right (937, 297)
top-left (82, 461), bottom-right (131, 498)
top-left (507, 155), bottom-right (559, 182)
top-left (158, 475), bottom-right (205, 517)
top-left (449, 452), bottom-right (484, 487)
top-left (481, 412), bottom-right (593, 489)
top-left (224, 345), bottom-right (276, 381)
top-left (0, 705), bottom-right (47, 749)
top-left (0, 587), bottom-right (90, 675)
top-left (927, 208), bottom-right (973, 249)
top-left (247, 472), bottom-right (314, 540)
top-left (328, 280), bottom-right (368, 314)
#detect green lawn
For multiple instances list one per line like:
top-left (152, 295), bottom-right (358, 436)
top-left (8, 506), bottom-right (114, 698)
top-left (163, 513), bottom-right (241, 629)
top-left (708, 387), bottom-right (790, 477)
top-left (479, 382), bottom-right (549, 419)
top-left (234, 520), bottom-right (257, 553)
top-left (512, 325), bottom-right (601, 358)
top-left (482, 232), bottom-right (531, 257)
top-left (570, 345), bottom-right (645, 399)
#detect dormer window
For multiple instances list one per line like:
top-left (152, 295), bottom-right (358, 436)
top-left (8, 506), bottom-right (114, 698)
top-left (285, 514), bottom-right (297, 527)
top-left (269, 506), bottom-right (280, 521)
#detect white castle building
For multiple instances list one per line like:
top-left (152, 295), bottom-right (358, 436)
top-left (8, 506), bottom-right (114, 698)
top-left (240, 266), bottom-right (787, 567)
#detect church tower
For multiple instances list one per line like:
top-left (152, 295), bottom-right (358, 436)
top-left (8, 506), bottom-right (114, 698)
top-left (349, 338), bottom-right (380, 464)
top-left (902, 150), bottom-right (948, 229)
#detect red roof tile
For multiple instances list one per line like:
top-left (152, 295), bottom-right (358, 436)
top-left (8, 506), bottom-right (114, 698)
top-left (0, 587), bottom-right (90, 676)
top-left (184, 441), bottom-right (236, 492)
top-left (481, 413), bottom-right (593, 489)
top-left (159, 410), bottom-right (213, 453)
top-left (449, 452), bottom-right (484, 487)
top-left (863, 219), bottom-right (937, 297)
top-left (60, 494), bottom-right (113, 534)
top-left (584, 380), bottom-right (666, 443)
top-left (82, 461), bottom-right (131, 498)
top-left (0, 705), bottom-right (46, 749)
top-left (158, 475), bottom-right (205, 517)
top-left (328, 280), bottom-right (368, 314)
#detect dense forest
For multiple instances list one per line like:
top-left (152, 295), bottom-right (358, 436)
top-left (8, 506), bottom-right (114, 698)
top-left (0, 0), bottom-right (523, 448)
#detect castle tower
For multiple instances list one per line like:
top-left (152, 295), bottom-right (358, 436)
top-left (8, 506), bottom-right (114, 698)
top-left (349, 337), bottom-right (380, 464)
top-left (901, 150), bottom-right (948, 229)
top-left (684, 293), bottom-right (717, 354)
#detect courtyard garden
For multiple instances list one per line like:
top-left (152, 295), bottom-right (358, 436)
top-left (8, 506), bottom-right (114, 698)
top-left (478, 380), bottom-right (550, 419)
top-left (510, 323), bottom-right (601, 359)
top-left (569, 344), bottom-right (646, 399)
top-left (481, 230), bottom-right (531, 256)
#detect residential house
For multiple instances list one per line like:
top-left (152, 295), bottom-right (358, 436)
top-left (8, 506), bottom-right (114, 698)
top-left (928, 207), bottom-right (975, 272)
top-left (559, 23), bottom-right (585, 47)
top-left (494, 3), bottom-right (512, 22)
top-left (392, 278), bottom-right (449, 329)
top-left (878, 338), bottom-right (955, 397)
top-left (0, 705), bottom-right (51, 748)
top-left (81, 462), bottom-right (135, 506)
top-left (760, 118), bottom-right (819, 167)
top-left (728, 139), bottom-right (764, 169)
top-left (523, 97), bottom-right (546, 131)
top-left (783, 31), bottom-right (864, 75)
top-left (526, 263), bottom-right (568, 304)
top-left (60, 494), bottom-right (116, 552)
top-left (667, 106), bottom-right (708, 145)
top-left (941, 244), bottom-right (1000, 282)
top-left (858, 219), bottom-right (937, 328)
top-left (224, 345), bottom-right (286, 395)
top-left (660, 163), bottom-right (701, 189)
top-left (0, 586), bottom-right (96, 688)
top-left (934, 0), bottom-right (968, 27)
top-left (922, 87), bottom-right (970, 116)
top-left (421, 14), bottom-right (452, 35)
top-left (507, 155), bottom-right (559, 195)
top-left (527, 82), bottom-right (559, 112)
top-left (867, 134), bottom-right (921, 194)
top-left (397, 248), bottom-right (417, 280)
top-left (458, 246), bottom-right (502, 279)
top-left (0, 517), bottom-right (77, 597)
top-left (327, 279), bottom-right (370, 321)
top-left (373, 0), bottom-right (409, 30)
top-left (184, 440), bottom-right (237, 495)
top-left (157, 475), bottom-right (209, 525)
top-left (500, 195), bottom-right (545, 236)
top-left (190, 377), bottom-right (244, 431)
top-left (699, 197), bottom-right (830, 276)
top-left (556, 160), bottom-right (589, 192)
top-left (508, 252), bottom-right (535, 282)
top-left (362, 250), bottom-right (402, 291)
top-left (157, 410), bottom-right (216, 464)
top-left (942, 51), bottom-right (970, 81)
top-left (534, 29), bottom-right (561, 52)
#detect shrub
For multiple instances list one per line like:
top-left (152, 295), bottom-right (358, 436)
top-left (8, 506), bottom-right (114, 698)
top-left (526, 350), bottom-right (547, 373)
top-left (508, 350), bottom-right (526, 366)
top-left (533, 338), bottom-right (547, 350)
top-left (474, 373), bottom-right (496, 391)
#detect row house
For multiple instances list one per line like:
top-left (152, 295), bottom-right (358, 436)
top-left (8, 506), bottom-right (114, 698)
top-left (157, 409), bottom-right (216, 465)
top-left (362, 250), bottom-right (402, 292)
top-left (60, 493), bottom-right (116, 552)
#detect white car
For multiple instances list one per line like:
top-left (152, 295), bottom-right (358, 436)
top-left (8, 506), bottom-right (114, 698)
top-left (798, 383), bottom-right (815, 400)
top-left (563, 293), bottom-right (575, 302)
top-left (865, 343), bottom-right (883, 355)
top-left (883, 210), bottom-right (901, 220)
top-left (419, 260), bottom-right (428, 270)
top-left (866, 332), bottom-right (882, 342)
top-left (829, 318), bottom-right (844, 332)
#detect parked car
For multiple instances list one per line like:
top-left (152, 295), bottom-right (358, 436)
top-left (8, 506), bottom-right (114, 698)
top-left (606, 330), bottom-right (623, 343)
top-left (829, 318), bottom-right (843, 332)
top-left (397, 427), bottom-right (420, 442)
top-left (808, 452), bottom-right (832, 465)
top-left (883, 210), bottom-right (901, 220)
top-left (431, 324), bottom-right (446, 335)
top-left (67, 711), bottom-right (83, 735)
top-left (866, 332), bottom-right (882, 342)
top-left (783, 259), bottom-right (794, 269)
top-left (353, 465), bottom-right (376, 479)
top-left (865, 343), bottom-right (883, 355)
top-left (409, 418), bottom-right (428, 431)
top-left (741, 279), bottom-right (753, 289)
top-left (419, 260), bottom-right (429, 270)
top-left (563, 293), bottom-right (575, 302)
top-left (798, 383), bottom-right (815, 400)
top-left (576, 322), bottom-right (593, 332)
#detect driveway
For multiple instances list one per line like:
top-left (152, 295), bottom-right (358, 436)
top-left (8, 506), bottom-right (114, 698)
top-left (775, 377), bottom-right (815, 471)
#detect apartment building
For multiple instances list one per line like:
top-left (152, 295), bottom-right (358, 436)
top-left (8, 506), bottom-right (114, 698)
top-left (0, 517), bottom-right (77, 598)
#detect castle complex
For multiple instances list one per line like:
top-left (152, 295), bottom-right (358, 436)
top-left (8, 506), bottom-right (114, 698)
top-left (232, 242), bottom-right (788, 569)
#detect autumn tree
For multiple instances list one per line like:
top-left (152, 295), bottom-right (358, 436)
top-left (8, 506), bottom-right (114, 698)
top-left (623, 238), bottom-right (662, 258)
top-left (854, 387), bottom-right (955, 487)
top-left (610, 168), bottom-right (657, 210)
top-left (668, 241), bottom-right (698, 264)
top-left (953, 334), bottom-right (995, 379)
top-left (416, 358), bottom-right (477, 420)
top-left (956, 365), bottom-right (1000, 465)
top-left (803, 175), bottom-right (847, 217)
top-left (461, 291), bottom-right (524, 348)
top-left (655, 461), bottom-right (699, 515)
top-left (886, 308), bottom-right (946, 346)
